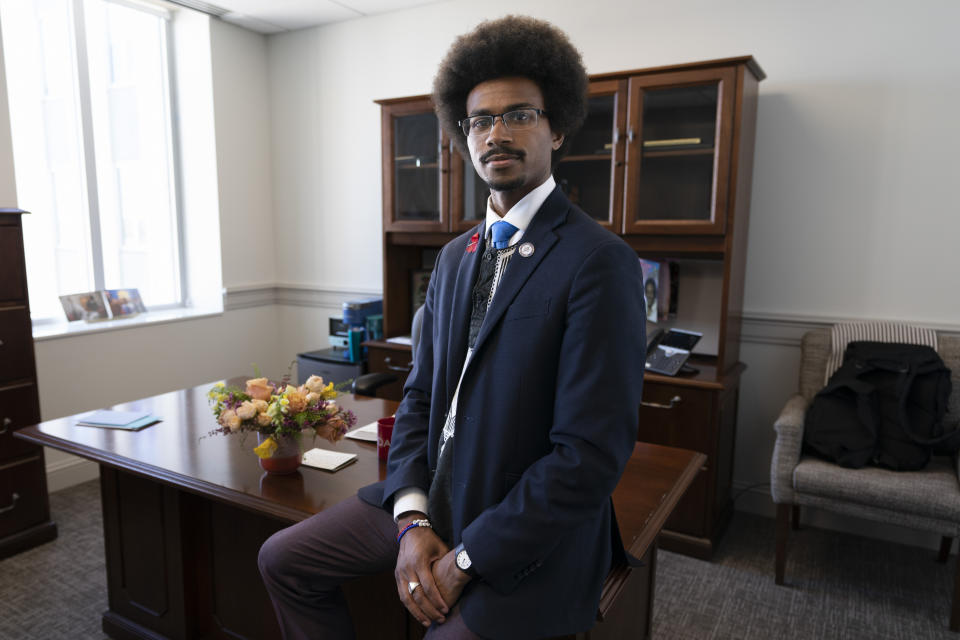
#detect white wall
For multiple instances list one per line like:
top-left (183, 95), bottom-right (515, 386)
top-left (210, 18), bottom-right (277, 290)
top-left (267, 0), bottom-right (960, 548)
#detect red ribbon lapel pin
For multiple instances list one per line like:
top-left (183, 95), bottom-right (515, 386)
top-left (466, 232), bottom-right (479, 253)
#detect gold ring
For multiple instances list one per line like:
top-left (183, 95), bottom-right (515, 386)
top-left (408, 581), bottom-right (420, 595)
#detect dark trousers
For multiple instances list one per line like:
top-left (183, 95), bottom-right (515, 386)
top-left (258, 495), bottom-right (482, 640)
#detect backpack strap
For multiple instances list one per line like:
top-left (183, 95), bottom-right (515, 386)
top-left (869, 356), bottom-right (956, 446)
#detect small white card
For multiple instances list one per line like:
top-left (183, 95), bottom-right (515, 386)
top-left (301, 448), bottom-right (358, 472)
top-left (345, 422), bottom-right (379, 442)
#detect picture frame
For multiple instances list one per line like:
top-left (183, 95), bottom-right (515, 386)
top-left (410, 269), bottom-right (431, 312)
top-left (105, 288), bottom-right (147, 318)
top-left (59, 291), bottom-right (110, 322)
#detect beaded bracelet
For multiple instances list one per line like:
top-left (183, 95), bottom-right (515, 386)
top-left (397, 519), bottom-right (432, 544)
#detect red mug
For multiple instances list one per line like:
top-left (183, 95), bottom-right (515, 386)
top-left (377, 417), bottom-right (395, 461)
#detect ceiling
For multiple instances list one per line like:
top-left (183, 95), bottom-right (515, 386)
top-left (173, 0), bottom-right (449, 34)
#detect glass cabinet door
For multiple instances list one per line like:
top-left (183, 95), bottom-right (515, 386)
top-left (554, 79), bottom-right (626, 231)
top-left (451, 148), bottom-right (489, 233)
top-left (382, 99), bottom-right (448, 231)
top-left (623, 68), bottom-right (735, 234)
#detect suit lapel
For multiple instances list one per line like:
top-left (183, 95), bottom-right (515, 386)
top-left (467, 187), bottom-right (569, 362)
top-left (445, 222), bottom-right (486, 406)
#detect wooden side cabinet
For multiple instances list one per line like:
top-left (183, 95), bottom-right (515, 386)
top-left (637, 365), bottom-right (743, 559)
top-left (0, 209), bottom-right (56, 559)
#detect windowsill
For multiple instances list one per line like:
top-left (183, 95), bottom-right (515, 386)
top-left (33, 303), bottom-right (224, 342)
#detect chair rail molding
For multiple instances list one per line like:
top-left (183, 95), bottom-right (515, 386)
top-left (224, 284), bottom-right (382, 311)
top-left (742, 312), bottom-right (960, 348)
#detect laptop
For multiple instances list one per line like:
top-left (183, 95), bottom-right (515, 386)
top-left (645, 328), bottom-right (703, 376)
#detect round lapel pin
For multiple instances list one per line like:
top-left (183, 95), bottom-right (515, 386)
top-left (518, 242), bottom-right (535, 258)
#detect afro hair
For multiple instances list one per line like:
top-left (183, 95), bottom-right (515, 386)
top-left (432, 15), bottom-right (589, 164)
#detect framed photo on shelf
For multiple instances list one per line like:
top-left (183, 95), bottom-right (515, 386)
top-left (59, 291), bottom-right (110, 322)
top-left (105, 288), bottom-right (147, 318)
top-left (410, 269), bottom-right (431, 312)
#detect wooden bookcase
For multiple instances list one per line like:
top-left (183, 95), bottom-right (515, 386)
top-left (0, 209), bottom-right (57, 559)
top-left (369, 56), bottom-right (764, 559)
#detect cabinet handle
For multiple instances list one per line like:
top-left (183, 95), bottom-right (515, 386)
top-left (641, 395), bottom-right (682, 410)
top-left (0, 492), bottom-right (19, 515)
top-left (627, 129), bottom-right (635, 143)
top-left (0, 417), bottom-right (11, 434)
top-left (383, 356), bottom-right (413, 373)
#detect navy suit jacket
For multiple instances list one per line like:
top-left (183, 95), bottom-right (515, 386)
top-left (359, 186), bottom-right (645, 638)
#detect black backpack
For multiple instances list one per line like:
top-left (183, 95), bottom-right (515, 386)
top-left (803, 341), bottom-right (956, 470)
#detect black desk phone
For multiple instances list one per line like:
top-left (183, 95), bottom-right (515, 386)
top-left (645, 328), bottom-right (703, 376)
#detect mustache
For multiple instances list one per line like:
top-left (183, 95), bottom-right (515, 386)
top-left (480, 147), bottom-right (525, 163)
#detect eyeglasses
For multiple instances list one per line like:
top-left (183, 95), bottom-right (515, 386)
top-left (458, 108), bottom-right (547, 137)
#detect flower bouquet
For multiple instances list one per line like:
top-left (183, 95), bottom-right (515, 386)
top-left (208, 374), bottom-right (357, 473)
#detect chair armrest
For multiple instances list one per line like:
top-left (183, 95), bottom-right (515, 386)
top-left (770, 394), bottom-right (810, 505)
top-left (352, 372), bottom-right (398, 397)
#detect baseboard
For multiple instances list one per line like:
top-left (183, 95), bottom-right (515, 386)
top-left (46, 456), bottom-right (99, 493)
top-left (732, 481), bottom-right (953, 555)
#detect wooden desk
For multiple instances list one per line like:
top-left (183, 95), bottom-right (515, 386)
top-left (17, 381), bottom-right (703, 640)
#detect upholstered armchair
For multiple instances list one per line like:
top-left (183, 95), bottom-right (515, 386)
top-left (770, 326), bottom-right (960, 631)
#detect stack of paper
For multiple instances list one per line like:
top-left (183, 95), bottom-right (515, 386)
top-left (302, 448), bottom-right (358, 472)
top-left (345, 422), bottom-right (379, 442)
top-left (76, 410), bottom-right (161, 431)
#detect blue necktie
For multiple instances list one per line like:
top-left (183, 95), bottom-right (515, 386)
top-left (490, 220), bottom-right (518, 249)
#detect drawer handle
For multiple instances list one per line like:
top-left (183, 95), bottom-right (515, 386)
top-left (0, 417), bottom-right (11, 433)
top-left (641, 395), bottom-right (682, 410)
top-left (0, 492), bottom-right (19, 515)
top-left (384, 356), bottom-right (413, 373)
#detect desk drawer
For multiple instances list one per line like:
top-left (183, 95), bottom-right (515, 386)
top-left (366, 346), bottom-right (412, 402)
top-left (637, 382), bottom-right (714, 453)
top-left (0, 456), bottom-right (47, 540)
top-left (0, 383), bottom-right (41, 462)
top-left (0, 308), bottom-right (35, 385)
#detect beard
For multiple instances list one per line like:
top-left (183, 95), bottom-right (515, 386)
top-left (483, 175), bottom-right (525, 192)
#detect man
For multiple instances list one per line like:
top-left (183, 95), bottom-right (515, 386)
top-left (259, 16), bottom-right (645, 639)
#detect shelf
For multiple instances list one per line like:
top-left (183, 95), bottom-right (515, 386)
top-left (623, 234), bottom-right (726, 257)
top-left (388, 232), bottom-right (451, 247)
top-left (643, 147), bottom-right (714, 158)
top-left (560, 154), bottom-right (613, 163)
top-left (396, 162), bottom-right (439, 169)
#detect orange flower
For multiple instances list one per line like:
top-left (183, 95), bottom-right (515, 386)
top-left (219, 409), bottom-right (241, 432)
top-left (246, 378), bottom-right (273, 401)
top-left (284, 386), bottom-right (308, 414)
top-left (236, 401), bottom-right (257, 421)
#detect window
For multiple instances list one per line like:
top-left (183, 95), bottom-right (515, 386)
top-left (1, 0), bottom-right (183, 323)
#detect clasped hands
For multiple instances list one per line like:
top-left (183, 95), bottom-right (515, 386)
top-left (395, 514), bottom-right (471, 628)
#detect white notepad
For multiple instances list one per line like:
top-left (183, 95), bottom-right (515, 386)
top-left (77, 409), bottom-right (150, 426)
top-left (301, 448), bottom-right (358, 472)
top-left (345, 422), bottom-right (379, 442)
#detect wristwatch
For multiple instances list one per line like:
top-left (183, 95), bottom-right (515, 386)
top-left (454, 542), bottom-right (476, 578)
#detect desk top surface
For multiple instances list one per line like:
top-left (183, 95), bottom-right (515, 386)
top-left (17, 380), bottom-right (703, 557)
top-left (18, 380), bottom-right (395, 522)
